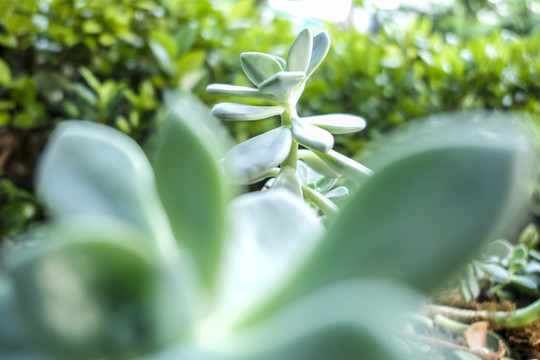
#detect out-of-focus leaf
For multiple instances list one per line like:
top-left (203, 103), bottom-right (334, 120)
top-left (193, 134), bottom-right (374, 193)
top-left (292, 120), bottom-right (334, 153)
top-left (239, 116), bottom-right (537, 325)
top-left (0, 58), bottom-right (11, 85)
top-left (240, 52), bottom-right (283, 86)
top-left (211, 103), bottom-right (284, 121)
top-left (227, 280), bottom-right (418, 360)
top-left (479, 263), bottom-right (510, 283)
top-left (7, 218), bottom-right (192, 360)
top-left (325, 186), bottom-right (349, 202)
top-left (36, 121), bottom-right (176, 256)
top-left (153, 91), bottom-right (230, 292)
top-left (302, 114), bottom-right (366, 134)
top-left (286, 28), bottom-right (312, 73)
top-left (217, 190), bottom-right (320, 310)
top-left (271, 165), bottom-right (302, 197)
top-left (224, 127), bottom-right (292, 184)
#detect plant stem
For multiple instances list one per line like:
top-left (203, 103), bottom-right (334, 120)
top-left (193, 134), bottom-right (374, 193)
top-left (425, 299), bottom-right (540, 328)
top-left (280, 102), bottom-right (299, 170)
top-left (302, 185), bottom-right (338, 217)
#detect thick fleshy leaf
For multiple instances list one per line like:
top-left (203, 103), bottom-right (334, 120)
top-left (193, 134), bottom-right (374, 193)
top-left (271, 165), bottom-right (302, 197)
top-left (0, 273), bottom-right (45, 360)
top-left (258, 71), bottom-right (305, 102)
top-left (7, 218), bottom-right (192, 360)
top-left (298, 150), bottom-right (341, 178)
top-left (153, 91), bottom-right (230, 291)
top-left (36, 121), bottom-right (175, 254)
top-left (273, 56), bottom-right (286, 69)
top-left (238, 115), bottom-right (537, 326)
top-left (224, 127), bottom-right (293, 184)
top-left (306, 31), bottom-right (330, 78)
top-left (286, 28), bottom-right (312, 73)
top-left (240, 52), bottom-right (283, 86)
top-left (325, 186), bottom-right (349, 201)
top-left (211, 102), bottom-right (284, 121)
top-left (292, 120), bottom-right (334, 153)
top-left (302, 114), bottom-right (366, 134)
top-left (225, 280), bottom-right (418, 360)
top-left (216, 190), bottom-right (321, 310)
top-left (310, 149), bottom-right (373, 180)
top-left (206, 84), bottom-right (277, 101)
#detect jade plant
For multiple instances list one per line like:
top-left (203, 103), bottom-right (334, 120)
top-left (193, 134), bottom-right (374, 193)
top-left (0, 31), bottom-right (538, 360)
top-left (207, 29), bottom-right (371, 214)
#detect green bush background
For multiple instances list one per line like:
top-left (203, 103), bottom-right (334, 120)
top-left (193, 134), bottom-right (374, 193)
top-left (1, 0), bottom-right (540, 240)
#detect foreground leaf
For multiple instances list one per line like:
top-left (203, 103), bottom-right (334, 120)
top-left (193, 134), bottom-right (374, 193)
top-left (227, 280), bottom-right (418, 360)
top-left (239, 115), bottom-right (537, 325)
top-left (153, 92), bottom-right (230, 291)
top-left (217, 190), bottom-right (321, 310)
top-left (36, 121), bottom-right (174, 252)
top-left (7, 219), bottom-right (192, 359)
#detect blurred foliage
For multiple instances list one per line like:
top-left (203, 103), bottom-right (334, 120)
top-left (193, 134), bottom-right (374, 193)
top-left (2, 0), bottom-right (540, 238)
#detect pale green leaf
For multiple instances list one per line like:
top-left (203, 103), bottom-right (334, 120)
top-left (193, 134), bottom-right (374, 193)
top-left (292, 120), bottom-right (334, 153)
top-left (287, 28), bottom-right (312, 72)
top-left (306, 31), bottom-right (330, 78)
top-left (217, 190), bottom-right (321, 310)
top-left (238, 116), bottom-right (537, 325)
top-left (310, 149), bottom-right (373, 180)
top-left (206, 84), bottom-right (277, 101)
top-left (325, 186), bottom-right (349, 201)
top-left (8, 219), bottom-right (191, 359)
top-left (271, 165), bottom-right (302, 197)
top-left (153, 91), bottom-right (230, 291)
top-left (240, 52), bottom-right (283, 86)
top-left (297, 150), bottom-right (341, 178)
top-left (211, 102), bottom-right (284, 121)
top-left (229, 280), bottom-right (418, 360)
top-left (274, 56), bottom-right (286, 69)
top-left (224, 127), bottom-right (292, 184)
top-left (302, 114), bottom-right (366, 134)
top-left (479, 263), bottom-right (510, 283)
top-left (36, 121), bottom-right (175, 256)
top-left (258, 71), bottom-right (305, 101)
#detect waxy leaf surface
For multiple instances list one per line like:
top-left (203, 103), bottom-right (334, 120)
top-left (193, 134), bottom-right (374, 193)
top-left (153, 92), bottom-right (230, 291)
top-left (286, 28), bottom-right (312, 73)
top-left (292, 120), bottom-right (334, 153)
top-left (258, 71), bottom-right (305, 101)
top-left (211, 103), bottom-right (284, 121)
top-left (306, 31), bottom-right (330, 78)
top-left (224, 127), bottom-right (292, 184)
top-left (303, 114), bottom-right (366, 134)
top-left (241, 52), bottom-right (283, 86)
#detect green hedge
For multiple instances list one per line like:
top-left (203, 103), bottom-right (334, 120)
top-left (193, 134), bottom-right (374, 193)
top-left (1, 1), bottom-right (540, 239)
